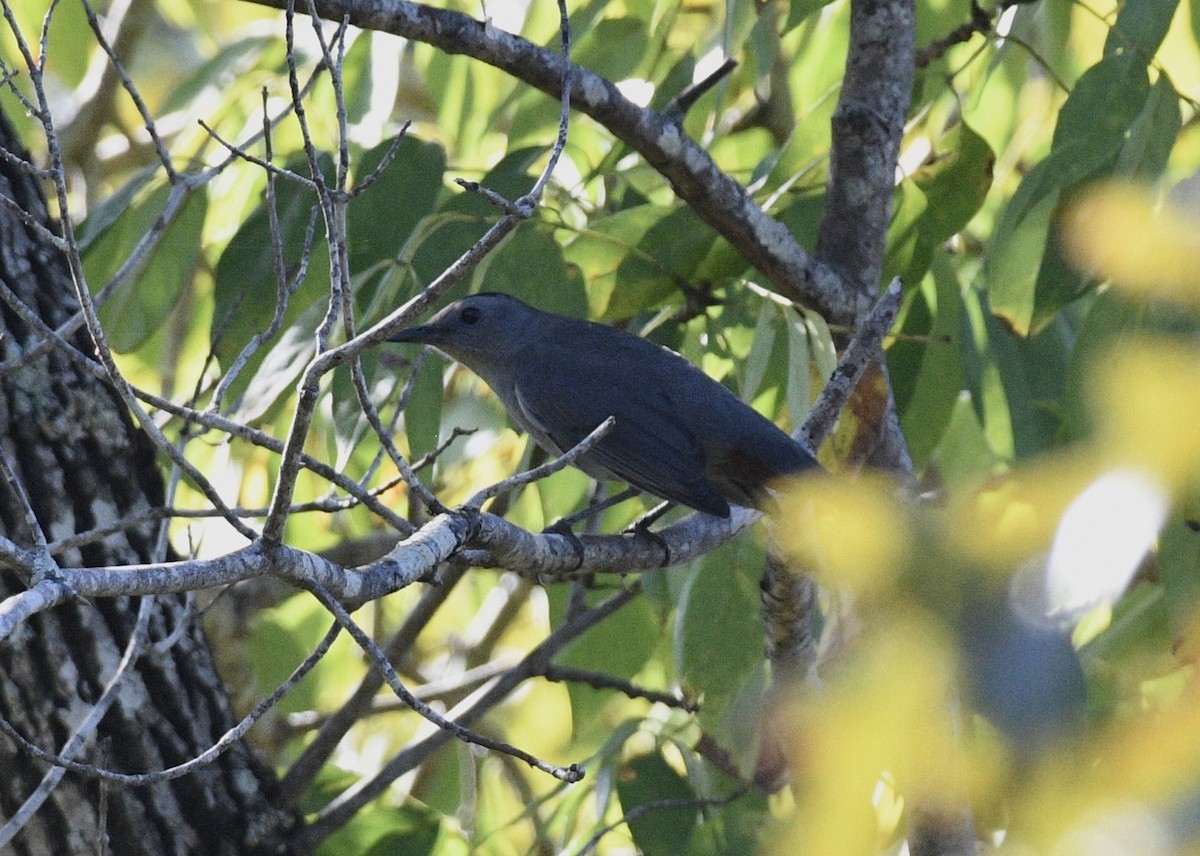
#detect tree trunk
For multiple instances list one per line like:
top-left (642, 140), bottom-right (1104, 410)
top-left (0, 109), bottom-right (299, 855)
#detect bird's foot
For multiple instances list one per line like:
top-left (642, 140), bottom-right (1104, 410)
top-left (625, 504), bottom-right (673, 568)
top-left (543, 518), bottom-right (586, 572)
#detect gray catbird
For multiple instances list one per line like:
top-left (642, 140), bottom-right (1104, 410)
top-left (390, 293), bottom-right (818, 517)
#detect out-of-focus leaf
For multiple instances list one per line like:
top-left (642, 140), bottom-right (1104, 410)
top-left (84, 182), bottom-right (206, 353)
top-left (569, 205), bottom-right (716, 319)
top-left (349, 136), bottom-right (446, 287)
top-left (572, 17), bottom-right (648, 81)
top-left (316, 802), bottom-right (443, 856)
top-left (776, 473), bottom-right (912, 597)
top-left (615, 753), bottom-right (698, 856)
top-left (677, 538), bottom-right (766, 771)
top-left (159, 35), bottom-right (275, 114)
top-left (15, 0), bottom-right (90, 86)
top-left (1061, 181), bottom-right (1200, 304)
top-left (988, 53), bottom-right (1151, 336)
top-left (212, 154), bottom-right (332, 374)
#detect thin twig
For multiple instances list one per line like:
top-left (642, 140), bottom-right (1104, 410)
top-left (79, 0), bottom-right (175, 178)
top-left (300, 579), bottom-right (584, 782)
top-left (541, 664), bottom-right (698, 711)
top-left (467, 416), bottom-right (615, 509)
top-left (798, 277), bottom-right (903, 453)
top-left (663, 57), bottom-right (737, 123)
top-left (302, 583), bottom-right (637, 846)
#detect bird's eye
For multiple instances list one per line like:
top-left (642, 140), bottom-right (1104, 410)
top-left (461, 307), bottom-right (481, 325)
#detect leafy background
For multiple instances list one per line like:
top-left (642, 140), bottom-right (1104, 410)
top-left (4, 0), bottom-right (1200, 852)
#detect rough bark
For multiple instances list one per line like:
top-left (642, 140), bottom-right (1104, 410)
top-left (0, 109), bottom-right (299, 855)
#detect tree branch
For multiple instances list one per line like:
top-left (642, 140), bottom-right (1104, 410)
top-left (239, 0), bottom-right (867, 325)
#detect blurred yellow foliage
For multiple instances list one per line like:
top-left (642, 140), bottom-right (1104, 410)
top-left (1061, 181), bottom-right (1200, 304)
top-left (773, 473), bottom-right (911, 597)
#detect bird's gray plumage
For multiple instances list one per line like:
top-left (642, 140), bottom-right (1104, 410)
top-left (390, 293), bottom-right (817, 517)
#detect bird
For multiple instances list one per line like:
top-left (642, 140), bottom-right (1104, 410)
top-left (390, 293), bottom-right (819, 517)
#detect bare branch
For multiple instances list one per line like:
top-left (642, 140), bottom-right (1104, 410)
top-left (300, 582), bottom-right (639, 848)
top-left (541, 664), bottom-right (698, 712)
top-left (466, 416), bottom-right (615, 509)
top-left (799, 277), bottom-right (904, 452)
top-left (297, 578), bottom-right (584, 782)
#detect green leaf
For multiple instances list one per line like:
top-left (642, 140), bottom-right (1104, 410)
top-left (403, 349), bottom-right (446, 462)
top-left (988, 53), bottom-right (1153, 336)
top-left (230, 299), bottom-right (324, 423)
top-left (892, 256), bottom-right (964, 466)
top-left (786, 0), bottom-right (840, 32)
top-left (211, 154), bottom-right (332, 371)
top-left (555, 591), bottom-right (661, 732)
top-left (565, 204), bottom-right (713, 317)
top-left (478, 225), bottom-right (589, 318)
top-left (882, 181), bottom-right (929, 285)
top-left (925, 392), bottom-right (1003, 488)
top-left (1051, 53), bottom-right (1150, 160)
top-left (1104, 0), bottom-right (1178, 59)
top-left (408, 148), bottom-right (544, 291)
top-left (572, 17), bottom-right (648, 81)
top-left (911, 121), bottom-right (995, 245)
top-left (959, 285), bottom-right (1072, 460)
top-left (349, 136), bottom-right (446, 281)
top-left (75, 166), bottom-right (158, 251)
top-left (340, 33), bottom-right (375, 127)
top-left (1115, 72), bottom-right (1182, 178)
top-left (317, 802), bottom-right (444, 856)
top-left (984, 168), bottom-right (1060, 337)
top-left (676, 538), bottom-right (766, 770)
top-left (686, 791), bottom-right (772, 856)
top-left (83, 183), bottom-right (207, 353)
top-left (615, 753), bottom-right (698, 856)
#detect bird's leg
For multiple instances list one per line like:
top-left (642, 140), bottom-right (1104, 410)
top-left (625, 500), bottom-right (674, 567)
top-left (542, 517), bottom-right (587, 572)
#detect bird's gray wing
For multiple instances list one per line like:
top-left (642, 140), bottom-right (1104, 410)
top-left (511, 351), bottom-right (729, 516)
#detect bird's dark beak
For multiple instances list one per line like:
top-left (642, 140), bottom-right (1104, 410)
top-left (388, 325), bottom-right (432, 344)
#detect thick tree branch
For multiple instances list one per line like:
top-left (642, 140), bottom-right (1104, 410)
top-left (240, 0), bottom-right (867, 325)
top-left (817, 0), bottom-right (915, 297)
